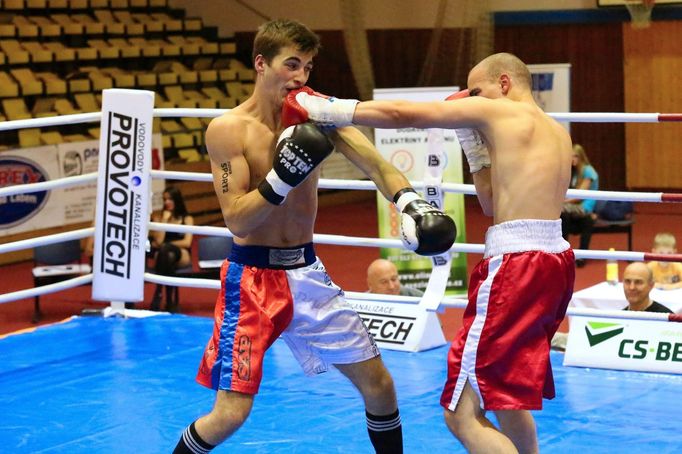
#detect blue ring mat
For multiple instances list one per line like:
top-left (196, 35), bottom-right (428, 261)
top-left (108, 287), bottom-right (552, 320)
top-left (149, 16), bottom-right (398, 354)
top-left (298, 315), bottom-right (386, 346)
top-left (1, 315), bottom-right (680, 453)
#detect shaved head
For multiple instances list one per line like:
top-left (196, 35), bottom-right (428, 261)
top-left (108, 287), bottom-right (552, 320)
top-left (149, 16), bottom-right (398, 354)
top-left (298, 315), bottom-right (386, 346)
top-left (473, 52), bottom-right (532, 90)
top-left (623, 261), bottom-right (654, 310)
top-left (367, 259), bottom-right (401, 295)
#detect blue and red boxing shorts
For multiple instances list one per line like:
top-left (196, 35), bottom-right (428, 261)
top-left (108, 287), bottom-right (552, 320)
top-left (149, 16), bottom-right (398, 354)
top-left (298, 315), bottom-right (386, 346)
top-left (196, 242), bottom-right (379, 394)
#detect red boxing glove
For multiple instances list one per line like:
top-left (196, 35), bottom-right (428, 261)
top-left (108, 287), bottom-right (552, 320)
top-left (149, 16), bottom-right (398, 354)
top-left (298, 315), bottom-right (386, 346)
top-left (445, 89), bottom-right (470, 101)
top-left (282, 86), bottom-right (316, 127)
top-left (282, 87), bottom-right (359, 128)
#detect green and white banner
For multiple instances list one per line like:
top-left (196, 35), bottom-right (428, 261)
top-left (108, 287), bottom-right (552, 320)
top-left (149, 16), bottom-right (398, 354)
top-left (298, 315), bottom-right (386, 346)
top-left (373, 87), bottom-right (467, 295)
top-left (565, 317), bottom-right (682, 374)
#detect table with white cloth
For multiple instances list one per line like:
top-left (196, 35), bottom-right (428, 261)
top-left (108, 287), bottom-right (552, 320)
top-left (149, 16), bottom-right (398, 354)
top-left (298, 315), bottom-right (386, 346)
top-left (570, 281), bottom-right (682, 314)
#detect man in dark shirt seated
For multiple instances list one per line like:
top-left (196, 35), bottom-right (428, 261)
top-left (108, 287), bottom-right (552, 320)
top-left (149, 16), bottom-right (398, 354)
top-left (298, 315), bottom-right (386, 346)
top-left (622, 262), bottom-right (673, 313)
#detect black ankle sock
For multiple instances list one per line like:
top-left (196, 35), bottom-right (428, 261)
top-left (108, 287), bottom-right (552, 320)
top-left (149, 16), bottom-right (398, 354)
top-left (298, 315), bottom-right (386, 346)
top-left (366, 409), bottom-right (403, 454)
top-left (173, 421), bottom-right (215, 454)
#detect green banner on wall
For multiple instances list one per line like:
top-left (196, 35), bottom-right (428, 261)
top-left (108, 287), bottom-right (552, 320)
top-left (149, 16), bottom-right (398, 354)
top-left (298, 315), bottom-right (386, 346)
top-left (373, 87), bottom-right (468, 296)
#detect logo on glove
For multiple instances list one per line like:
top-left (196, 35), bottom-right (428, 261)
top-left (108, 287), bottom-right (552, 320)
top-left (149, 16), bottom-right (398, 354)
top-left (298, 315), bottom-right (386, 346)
top-left (279, 142), bottom-right (314, 175)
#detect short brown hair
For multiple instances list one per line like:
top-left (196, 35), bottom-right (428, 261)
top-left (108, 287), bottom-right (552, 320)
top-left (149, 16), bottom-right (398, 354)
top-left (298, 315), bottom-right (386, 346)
top-left (252, 19), bottom-right (321, 64)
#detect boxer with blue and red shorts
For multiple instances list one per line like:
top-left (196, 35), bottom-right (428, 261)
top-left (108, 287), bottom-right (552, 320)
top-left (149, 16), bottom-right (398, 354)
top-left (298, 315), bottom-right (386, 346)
top-left (197, 242), bottom-right (380, 395)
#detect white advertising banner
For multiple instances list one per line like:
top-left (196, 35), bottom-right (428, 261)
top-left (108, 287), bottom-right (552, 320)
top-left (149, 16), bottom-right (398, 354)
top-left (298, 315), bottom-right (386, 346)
top-left (0, 145), bottom-right (64, 235)
top-left (373, 87), bottom-right (467, 296)
top-left (528, 63), bottom-right (571, 132)
top-left (56, 140), bottom-right (100, 224)
top-left (348, 298), bottom-right (446, 352)
top-left (0, 135), bottom-right (164, 236)
top-left (565, 316), bottom-right (682, 374)
top-left (92, 89), bottom-right (155, 302)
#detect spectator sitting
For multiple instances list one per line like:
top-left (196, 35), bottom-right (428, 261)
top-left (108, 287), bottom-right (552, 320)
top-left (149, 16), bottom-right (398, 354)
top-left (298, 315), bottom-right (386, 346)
top-left (561, 144), bottom-right (599, 267)
top-left (622, 262), bottom-right (673, 313)
top-left (367, 258), bottom-right (423, 297)
top-left (149, 186), bottom-right (194, 312)
top-left (647, 232), bottom-right (682, 290)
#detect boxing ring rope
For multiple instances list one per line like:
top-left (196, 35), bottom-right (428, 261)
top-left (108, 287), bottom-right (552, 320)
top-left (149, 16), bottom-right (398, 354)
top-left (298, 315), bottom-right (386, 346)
top-left (1, 110), bottom-right (682, 133)
top-left (0, 173), bottom-right (98, 198)
top-left (2, 108), bottom-right (682, 324)
top-left (0, 227), bottom-right (94, 254)
top-left (1, 164), bottom-right (679, 213)
top-left (0, 275), bottom-right (93, 305)
top-left (142, 272), bottom-right (682, 323)
top-left (151, 169), bottom-right (682, 203)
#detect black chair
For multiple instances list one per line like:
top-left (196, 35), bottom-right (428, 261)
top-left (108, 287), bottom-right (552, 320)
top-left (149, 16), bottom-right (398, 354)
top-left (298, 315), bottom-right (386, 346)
top-left (593, 200), bottom-right (635, 251)
top-left (32, 239), bottom-right (90, 323)
top-left (196, 236), bottom-right (233, 279)
top-left (148, 244), bottom-right (194, 313)
top-left (168, 255), bottom-right (196, 312)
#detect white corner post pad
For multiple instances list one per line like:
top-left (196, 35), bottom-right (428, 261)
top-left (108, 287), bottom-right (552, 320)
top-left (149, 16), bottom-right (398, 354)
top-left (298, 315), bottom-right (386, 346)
top-left (420, 128), bottom-right (451, 312)
top-left (92, 89), bottom-right (155, 303)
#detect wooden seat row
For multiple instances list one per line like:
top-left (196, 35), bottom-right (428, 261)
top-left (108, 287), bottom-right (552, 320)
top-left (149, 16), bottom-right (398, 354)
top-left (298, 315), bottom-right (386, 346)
top-left (3, 0), bottom-right (168, 10)
top-left (0, 38), bottom-right (234, 66)
top-left (1, 14), bottom-right (203, 38)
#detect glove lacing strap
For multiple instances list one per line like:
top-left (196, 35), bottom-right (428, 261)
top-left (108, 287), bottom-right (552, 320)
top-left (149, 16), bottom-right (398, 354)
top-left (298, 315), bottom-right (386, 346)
top-left (393, 187), bottom-right (420, 211)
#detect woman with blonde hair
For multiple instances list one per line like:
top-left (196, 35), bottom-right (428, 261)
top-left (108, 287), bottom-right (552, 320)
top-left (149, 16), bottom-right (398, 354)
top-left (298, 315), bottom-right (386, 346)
top-left (561, 144), bottom-right (599, 267)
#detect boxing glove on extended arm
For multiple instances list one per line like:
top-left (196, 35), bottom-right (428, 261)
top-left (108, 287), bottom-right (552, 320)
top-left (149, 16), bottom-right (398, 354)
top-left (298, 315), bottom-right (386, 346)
top-left (394, 188), bottom-right (456, 256)
top-left (445, 90), bottom-right (491, 174)
top-left (258, 122), bottom-right (334, 205)
top-left (282, 86), bottom-right (359, 128)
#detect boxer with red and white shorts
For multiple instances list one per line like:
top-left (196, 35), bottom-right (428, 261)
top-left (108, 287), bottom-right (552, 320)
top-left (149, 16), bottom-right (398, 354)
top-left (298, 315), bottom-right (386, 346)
top-left (441, 219), bottom-right (575, 411)
top-left (197, 242), bottom-right (379, 395)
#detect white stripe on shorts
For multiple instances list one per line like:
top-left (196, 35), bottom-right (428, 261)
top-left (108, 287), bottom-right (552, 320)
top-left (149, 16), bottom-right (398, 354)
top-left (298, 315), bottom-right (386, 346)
top-left (445, 254), bottom-right (503, 411)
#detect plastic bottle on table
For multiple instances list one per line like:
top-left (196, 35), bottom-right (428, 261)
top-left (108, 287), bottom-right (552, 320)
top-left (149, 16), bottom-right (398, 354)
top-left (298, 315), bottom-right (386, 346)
top-left (606, 247), bottom-right (619, 285)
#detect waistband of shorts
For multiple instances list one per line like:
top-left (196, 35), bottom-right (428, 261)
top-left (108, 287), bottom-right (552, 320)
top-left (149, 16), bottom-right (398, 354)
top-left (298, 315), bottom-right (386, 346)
top-left (484, 219), bottom-right (570, 258)
top-left (228, 243), bottom-right (316, 269)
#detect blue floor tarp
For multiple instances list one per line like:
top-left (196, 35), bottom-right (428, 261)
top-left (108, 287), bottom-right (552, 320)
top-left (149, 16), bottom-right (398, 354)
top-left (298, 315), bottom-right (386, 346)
top-left (1, 315), bottom-right (680, 453)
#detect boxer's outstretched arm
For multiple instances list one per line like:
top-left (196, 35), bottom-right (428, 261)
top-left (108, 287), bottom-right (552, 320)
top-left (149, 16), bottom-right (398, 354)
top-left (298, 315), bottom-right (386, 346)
top-left (353, 98), bottom-right (487, 130)
top-left (205, 115), bottom-right (275, 238)
top-left (284, 88), bottom-right (487, 130)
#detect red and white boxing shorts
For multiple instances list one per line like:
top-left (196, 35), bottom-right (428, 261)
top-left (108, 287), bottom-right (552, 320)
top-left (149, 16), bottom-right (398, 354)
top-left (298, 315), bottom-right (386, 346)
top-left (441, 219), bottom-right (575, 411)
top-left (196, 242), bottom-right (379, 395)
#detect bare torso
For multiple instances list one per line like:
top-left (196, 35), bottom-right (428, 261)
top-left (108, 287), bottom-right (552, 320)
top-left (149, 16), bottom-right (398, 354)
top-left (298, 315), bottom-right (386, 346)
top-left (482, 100), bottom-right (572, 224)
top-left (208, 102), bottom-right (320, 248)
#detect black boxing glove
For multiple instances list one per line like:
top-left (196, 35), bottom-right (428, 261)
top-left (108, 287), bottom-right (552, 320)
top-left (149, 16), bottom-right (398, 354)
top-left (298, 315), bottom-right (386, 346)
top-left (258, 122), bottom-right (334, 205)
top-left (394, 188), bottom-right (457, 256)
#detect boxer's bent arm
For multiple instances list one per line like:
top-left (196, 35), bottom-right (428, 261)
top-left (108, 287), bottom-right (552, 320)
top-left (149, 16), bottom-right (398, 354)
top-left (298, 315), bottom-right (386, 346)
top-left (473, 168), bottom-right (493, 217)
top-left (206, 116), bottom-right (276, 238)
top-left (331, 127), bottom-right (411, 200)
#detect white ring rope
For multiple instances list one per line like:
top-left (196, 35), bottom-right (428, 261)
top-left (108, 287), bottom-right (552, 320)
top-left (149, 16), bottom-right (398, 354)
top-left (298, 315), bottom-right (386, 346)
top-left (0, 274), bottom-right (93, 305)
top-left (0, 172), bottom-right (98, 198)
top-left (152, 170), bottom-right (675, 203)
top-left (3, 167), bottom-right (672, 204)
top-left (1, 110), bottom-right (681, 132)
top-left (149, 221), bottom-right (659, 262)
top-left (0, 227), bottom-right (94, 255)
top-left (548, 113), bottom-right (660, 123)
top-left (143, 272), bottom-right (680, 323)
